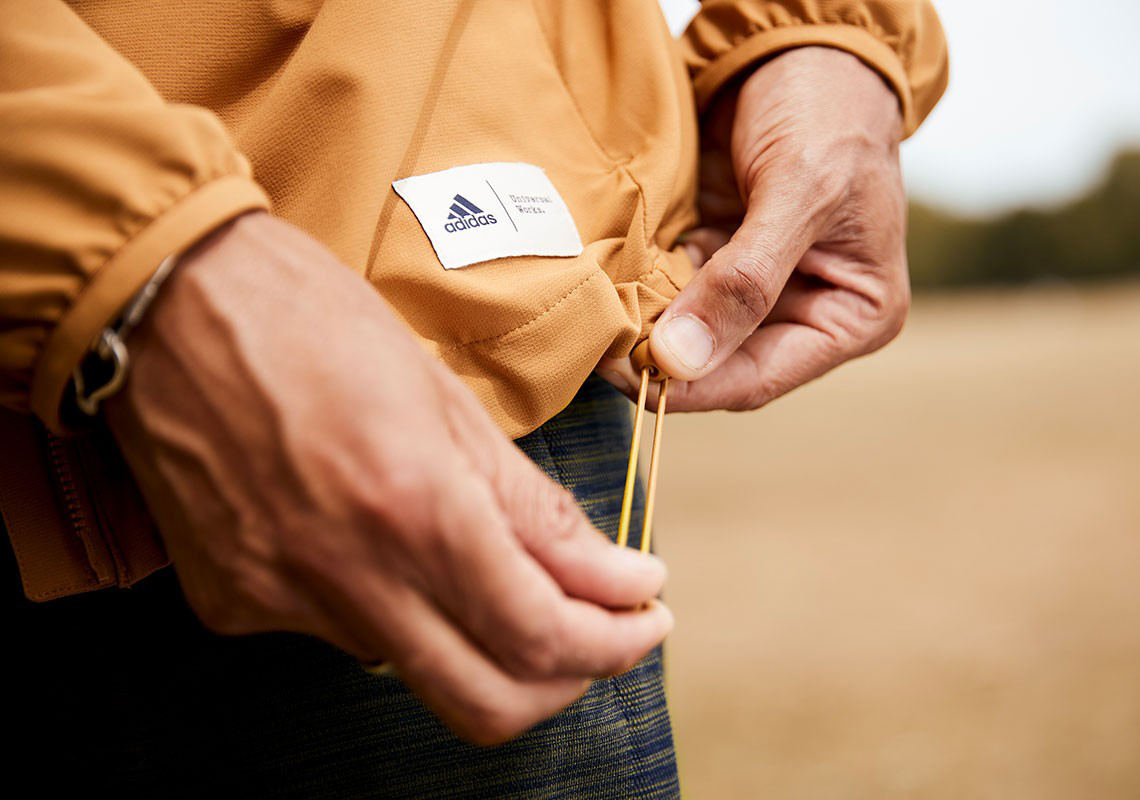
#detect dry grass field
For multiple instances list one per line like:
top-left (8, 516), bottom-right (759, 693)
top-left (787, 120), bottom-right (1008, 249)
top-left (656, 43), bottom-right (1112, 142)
top-left (655, 280), bottom-right (1140, 798)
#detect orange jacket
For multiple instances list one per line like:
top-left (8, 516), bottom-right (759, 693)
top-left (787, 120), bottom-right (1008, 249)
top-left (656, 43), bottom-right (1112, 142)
top-left (0, 0), bottom-right (948, 600)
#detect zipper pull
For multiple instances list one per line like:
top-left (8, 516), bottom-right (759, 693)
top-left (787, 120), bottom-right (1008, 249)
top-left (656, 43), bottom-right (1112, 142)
top-left (617, 340), bottom-right (670, 553)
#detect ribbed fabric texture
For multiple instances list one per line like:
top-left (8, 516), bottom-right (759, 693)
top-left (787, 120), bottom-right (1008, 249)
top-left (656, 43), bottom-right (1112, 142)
top-left (6, 375), bottom-right (680, 799)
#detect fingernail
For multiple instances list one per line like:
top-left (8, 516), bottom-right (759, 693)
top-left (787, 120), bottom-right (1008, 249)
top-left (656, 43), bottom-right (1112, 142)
top-left (659, 314), bottom-right (714, 372)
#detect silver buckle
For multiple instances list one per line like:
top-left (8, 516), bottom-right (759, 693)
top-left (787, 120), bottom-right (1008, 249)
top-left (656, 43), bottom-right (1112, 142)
top-left (72, 253), bottom-right (180, 416)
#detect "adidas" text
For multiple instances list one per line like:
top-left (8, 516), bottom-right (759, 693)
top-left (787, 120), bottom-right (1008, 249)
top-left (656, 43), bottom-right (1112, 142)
top-left (444, 193), bottom-right (498, 233)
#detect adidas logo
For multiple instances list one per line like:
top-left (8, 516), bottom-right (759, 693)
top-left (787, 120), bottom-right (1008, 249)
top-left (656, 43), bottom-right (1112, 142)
top-left (444, 194), bottom-right (498, 233)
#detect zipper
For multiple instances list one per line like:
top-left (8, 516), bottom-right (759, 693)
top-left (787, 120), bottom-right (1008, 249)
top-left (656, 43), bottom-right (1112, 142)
top-left (43, 432), bottom-right (116, 585)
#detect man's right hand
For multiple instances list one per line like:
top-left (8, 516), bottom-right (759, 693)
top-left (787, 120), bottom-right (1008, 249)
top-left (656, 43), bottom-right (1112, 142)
top-left (103, 212), bottom-right (672, 745)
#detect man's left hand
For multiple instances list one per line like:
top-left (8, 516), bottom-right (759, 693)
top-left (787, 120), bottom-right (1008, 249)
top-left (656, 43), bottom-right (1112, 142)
top-left (600, 46), bottom-right (909, 411)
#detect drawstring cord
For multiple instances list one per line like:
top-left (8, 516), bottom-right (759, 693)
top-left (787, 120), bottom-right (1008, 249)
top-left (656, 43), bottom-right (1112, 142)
top-left (617, 340), bottom-right (670, 554)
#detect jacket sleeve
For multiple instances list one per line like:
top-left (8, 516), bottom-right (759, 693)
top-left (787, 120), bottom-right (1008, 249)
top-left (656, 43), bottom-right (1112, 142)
top-left (681, 0), bottom-right (949, 136)
top-left (0, 0), bottom-right (270, 432)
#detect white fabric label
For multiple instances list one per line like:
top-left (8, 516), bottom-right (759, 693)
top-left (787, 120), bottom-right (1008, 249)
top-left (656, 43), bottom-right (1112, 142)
top-left (392, 162), bottom-right (584, 270)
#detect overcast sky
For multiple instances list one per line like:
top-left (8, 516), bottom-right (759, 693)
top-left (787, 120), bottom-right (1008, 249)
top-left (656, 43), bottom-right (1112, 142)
top-left (659, 0), bottom-right (1140, 216)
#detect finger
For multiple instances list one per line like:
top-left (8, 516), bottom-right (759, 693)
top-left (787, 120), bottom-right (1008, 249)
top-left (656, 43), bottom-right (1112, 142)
top-left (594, 361), bottom-right (637, 398)
top-left (679, 226), bottom-right (731, 269)
top-left (752, 269), bottom-right (836, 327)
top-left (337, 577), bottom-right (592, 746)
top-left (598, 275), bottom-right (822, 414)
top-left (501, 468), bottom-right (669, 608)
top-left (426, 467), bottom-right (673, 680)
top-left (594, 225), bottom-right (728, 399)
top-left (648, 181), bottom-right (836, 382)
top-left (287, 494), bottom-right (597, 742)
top-left (425, 359), bottom-right (673, 673)
top-left (696, 151), bottom-right (746, 228)
top-left (438, 361), bottom-right (669, 609)
top-left (662, 320), bottom-right (857, 413)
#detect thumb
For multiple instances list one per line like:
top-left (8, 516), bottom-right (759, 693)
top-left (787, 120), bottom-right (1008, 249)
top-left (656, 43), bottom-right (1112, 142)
top-left (437, 361), bottom-right (668, 609)
top-left (651, 197), bottom-right (826, 381)
top-left (500, 460), bottom-right (669, 610)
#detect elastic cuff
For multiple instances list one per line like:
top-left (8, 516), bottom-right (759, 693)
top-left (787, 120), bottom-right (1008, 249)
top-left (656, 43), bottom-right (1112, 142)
top-left (691, 24), bottom-right (917, 137)
top-left (30, 175), bottom-right (271, 432)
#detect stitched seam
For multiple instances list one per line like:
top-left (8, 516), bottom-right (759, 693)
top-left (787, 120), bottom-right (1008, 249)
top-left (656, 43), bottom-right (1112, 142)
top-left (27, 583), bottom-right (111, 601)
top-left (608, 670), bottom-right (650, 797)
top-left (634, 257), bottom-right (680, 284)
top-left (624, 164), bottom-right (651, 269)
top-left (440, 258), bottom-right (681, 358)
top-left (433, 159), bottom-right (677, 355)
top-left (619, 163), bottom-right (683, 291)
top-left (632, 259), bottom-right (682, 290)
top-left (42, 434), bottom-right (110, 587)
top-left (76, 439), bottom-right (132, 585)
top-left (0, 454), bottom-right (110, 600)
top-left (5, 495), bottom-right (113, 600)
top-left (27, 579), bottom-right (112, 602)
top-left (44, 437), bottom-right (88, 546)
top-left (440, 270), bottom-right (606, 354)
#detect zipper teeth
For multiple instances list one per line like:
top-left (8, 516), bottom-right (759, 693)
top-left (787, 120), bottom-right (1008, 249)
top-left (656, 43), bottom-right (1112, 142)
top-left (44, 434), bottom-right (90, 541)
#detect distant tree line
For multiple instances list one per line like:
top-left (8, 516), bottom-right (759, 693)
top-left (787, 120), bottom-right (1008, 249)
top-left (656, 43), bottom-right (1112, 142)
top-left (907, 149), bottom-right (1140, 289)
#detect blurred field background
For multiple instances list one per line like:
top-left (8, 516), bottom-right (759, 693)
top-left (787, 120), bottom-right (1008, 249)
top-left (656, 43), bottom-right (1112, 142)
top-left (656, 280), bottom-right (1140, 798)
top-left (657, 1), bottom-right (1140, 796)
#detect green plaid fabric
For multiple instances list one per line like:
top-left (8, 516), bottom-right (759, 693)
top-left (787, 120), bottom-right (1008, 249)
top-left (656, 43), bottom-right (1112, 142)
top-left (7, 375), bottom-right (680, 799)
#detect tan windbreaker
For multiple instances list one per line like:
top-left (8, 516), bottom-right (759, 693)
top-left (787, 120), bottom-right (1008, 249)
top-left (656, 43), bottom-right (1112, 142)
top-left (0, 0), bottom-right (948, 600)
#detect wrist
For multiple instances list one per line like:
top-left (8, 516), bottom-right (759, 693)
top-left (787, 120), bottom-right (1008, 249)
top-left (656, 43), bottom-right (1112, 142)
top-left (71, 252), bottom-right (181, 418)
top-left (744, 46), bottom-right (902, 143)
top-left (69, 211), bottom-right (268, 425)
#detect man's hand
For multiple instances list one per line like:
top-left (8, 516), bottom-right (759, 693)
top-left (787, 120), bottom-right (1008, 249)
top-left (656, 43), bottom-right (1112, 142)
top-left (104, 212), bottom-right (672, 745)
top-left (601, 47), bottom-right (908, 410)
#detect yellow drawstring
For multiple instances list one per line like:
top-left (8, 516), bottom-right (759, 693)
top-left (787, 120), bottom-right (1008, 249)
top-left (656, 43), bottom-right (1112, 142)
top-left (617, 341), bottom-right (669, 554)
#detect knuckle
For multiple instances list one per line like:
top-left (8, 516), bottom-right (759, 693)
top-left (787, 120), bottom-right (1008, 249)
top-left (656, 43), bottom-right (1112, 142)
top-left (517, 478), bottom-right (583, 549)
top-left (822, 168), bottom-right (848, 199)
top-left (374, 460), bottom-right (437, 513)
top-left (863, 273), bottom-right (911, 352)
top-left (768, 148), bottom-right (848, 210)
top-left (730, 392), bottom-right (766, 412)
top-left (538, 485), bottom-right (582, 542)
top-left (353, 460), bottom-right (439, 539)
top-left (711, 255), bottom-right (778, 323)
top-left (182, 541), bottom-right (306, 637)
top-left (806, 166), bottom-right (849, 212)
top-left (734, 383), bottom-right (776, 412)
top-left (506, 617), bottom-right (564, 677)
top-left (882, 286), bottom-right (910, 342)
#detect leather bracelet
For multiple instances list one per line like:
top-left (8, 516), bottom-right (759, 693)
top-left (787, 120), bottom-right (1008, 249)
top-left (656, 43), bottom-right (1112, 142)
top-left (72, 252), bottom-right (181, 416)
